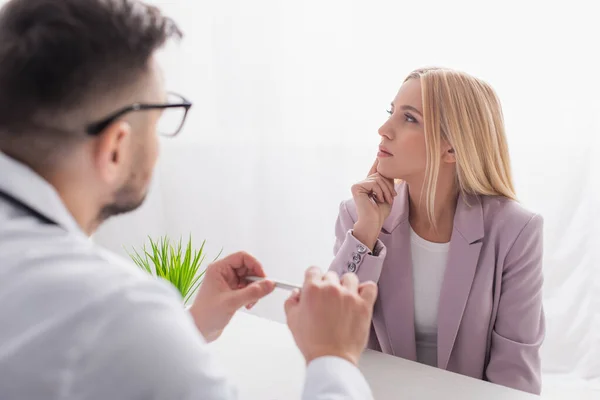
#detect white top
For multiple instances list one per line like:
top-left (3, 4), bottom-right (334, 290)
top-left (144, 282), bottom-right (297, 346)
top-left (0, 151), bottom-right (372, 400)
top-left (410, 227), bottom-right (450, 368)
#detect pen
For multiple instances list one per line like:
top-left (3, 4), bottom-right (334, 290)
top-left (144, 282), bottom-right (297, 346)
top-left (245, 276), bottom-right (302, 291)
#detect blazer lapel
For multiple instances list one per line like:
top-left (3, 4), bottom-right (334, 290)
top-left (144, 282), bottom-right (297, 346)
top-left (372, 182), bottom-right (417, 360)
top-left (437, 194), bottom-right (484, 369)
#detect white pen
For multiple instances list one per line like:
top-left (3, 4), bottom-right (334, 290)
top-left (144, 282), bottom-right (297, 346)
top-left (245, 276), bottom-right (302, 291)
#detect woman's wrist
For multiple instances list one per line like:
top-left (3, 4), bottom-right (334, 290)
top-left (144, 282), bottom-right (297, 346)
top-left (352, 221), bottom-right (381, 252)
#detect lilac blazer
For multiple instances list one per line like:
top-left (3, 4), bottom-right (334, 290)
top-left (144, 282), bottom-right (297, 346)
top-left (329, 182), bottom-right (545, 395)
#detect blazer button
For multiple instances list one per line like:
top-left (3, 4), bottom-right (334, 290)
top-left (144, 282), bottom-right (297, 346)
top-left (347, 262), bottom-right (357, 273)
top-left (352, 253), bottom-right (362, 263)
top-left (356, 245), bottom-right (367, 254)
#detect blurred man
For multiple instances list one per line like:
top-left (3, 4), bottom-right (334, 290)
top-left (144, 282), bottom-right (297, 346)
top-left (0, 0), bottom-right (377, 399)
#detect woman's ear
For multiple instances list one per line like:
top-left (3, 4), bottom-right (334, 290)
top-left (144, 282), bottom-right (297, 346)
top-left (442, 144), bottom-right (456, 164)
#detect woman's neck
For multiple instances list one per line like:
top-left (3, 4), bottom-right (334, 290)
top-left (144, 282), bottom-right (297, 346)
top-left (406, 173), bottom-right (458, 244)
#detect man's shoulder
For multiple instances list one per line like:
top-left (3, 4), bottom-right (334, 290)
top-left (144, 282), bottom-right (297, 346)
top-left (0, 223), bottom-right (206, 399)
top-left (3, 223), bottom-right (135, 274)
top-left (0, 222), bottom-right (182, 321)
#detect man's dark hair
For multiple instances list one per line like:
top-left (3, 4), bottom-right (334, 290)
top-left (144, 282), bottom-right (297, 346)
top-left (0, 0), bottom-right (181, 155)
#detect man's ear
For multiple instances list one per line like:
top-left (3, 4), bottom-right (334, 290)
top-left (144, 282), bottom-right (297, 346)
top-left (92, 121), bottom-right (132, 184)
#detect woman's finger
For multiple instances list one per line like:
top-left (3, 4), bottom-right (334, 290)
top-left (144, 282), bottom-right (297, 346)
top-left (367, 159), bottom-right (379, 177)
top-left (369, 183), bottom-right (385, 204)
top-left (375, 176), bottom-right (395, 204)
top-left (378, 174), bottom-right (397, 197)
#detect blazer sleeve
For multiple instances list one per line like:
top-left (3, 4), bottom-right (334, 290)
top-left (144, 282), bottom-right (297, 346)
top-left (485, 214), bottom-right (545, 395)
top-left (328, 201), bottom-right (387, 283)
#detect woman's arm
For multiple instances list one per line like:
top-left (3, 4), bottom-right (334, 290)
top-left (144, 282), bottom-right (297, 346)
top-left (485, 215), bottom-right (545, 394)
top-left (329, 201), bottom-right (387, 283)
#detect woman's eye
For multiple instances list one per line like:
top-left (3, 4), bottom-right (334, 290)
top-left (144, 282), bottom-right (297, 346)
top-left (386, 109), bottom-right (393, 116)
top-left (405, 113), bottom-right (417, 123)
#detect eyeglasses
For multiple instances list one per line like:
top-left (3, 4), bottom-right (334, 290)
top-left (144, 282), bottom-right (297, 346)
top-left (86, 92), bottom-right (192, 137)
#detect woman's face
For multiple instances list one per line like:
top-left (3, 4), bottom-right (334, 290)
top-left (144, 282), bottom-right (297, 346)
top-left (376, 78), bottom-right (428, 180)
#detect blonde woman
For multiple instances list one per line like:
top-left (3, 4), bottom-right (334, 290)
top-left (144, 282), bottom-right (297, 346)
top-left (330, 67), bottom-right (544, 394)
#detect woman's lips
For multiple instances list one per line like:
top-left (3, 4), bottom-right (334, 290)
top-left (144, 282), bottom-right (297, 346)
top-left (378, 146), bottom-right (393, 157)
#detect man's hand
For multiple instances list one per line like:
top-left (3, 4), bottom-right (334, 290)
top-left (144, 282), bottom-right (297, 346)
top-left (189, 251), bottom-right (275, 342)
top-left (285, 267), bottom-right (378, 366)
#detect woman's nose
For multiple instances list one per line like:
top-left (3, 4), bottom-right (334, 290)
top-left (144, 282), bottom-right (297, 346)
top-left (378, 120), bottom-right (394, 140)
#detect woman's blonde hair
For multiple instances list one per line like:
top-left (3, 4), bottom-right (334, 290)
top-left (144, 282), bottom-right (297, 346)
top-left (405, 67), bottom-right (516, 226)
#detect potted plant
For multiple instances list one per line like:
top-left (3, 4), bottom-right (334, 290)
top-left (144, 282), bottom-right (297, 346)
top-left (128, 236), bottom-right (221, 305)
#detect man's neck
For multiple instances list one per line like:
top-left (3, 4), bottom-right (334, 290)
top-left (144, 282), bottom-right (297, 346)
top-left (1, 142), bottom-right (102, 236)
top-left (44, 169), bottom-right (100, 237)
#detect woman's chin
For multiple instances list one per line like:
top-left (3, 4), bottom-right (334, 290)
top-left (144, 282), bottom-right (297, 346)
top-left (376, 163), bottom-right (399, 180)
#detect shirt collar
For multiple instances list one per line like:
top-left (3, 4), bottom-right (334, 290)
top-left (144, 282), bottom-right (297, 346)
top-left (0, 151), bottom-right (86, 236)
top-left (382, 180), bottom-right (484, 244)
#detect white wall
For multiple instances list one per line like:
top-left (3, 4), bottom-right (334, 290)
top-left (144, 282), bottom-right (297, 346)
top-left (94, 0), bottom-right (600, 388)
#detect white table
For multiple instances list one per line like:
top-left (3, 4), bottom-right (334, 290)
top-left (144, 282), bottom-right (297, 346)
top-left (209, 312), bottom-right (540, 399)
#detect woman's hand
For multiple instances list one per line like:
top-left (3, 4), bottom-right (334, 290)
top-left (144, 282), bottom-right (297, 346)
top-left (351, 160), bottom-right (396, 251)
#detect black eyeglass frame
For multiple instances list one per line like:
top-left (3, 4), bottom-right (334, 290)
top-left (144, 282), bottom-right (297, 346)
top-left (85, 92), bottom-right (192, 136)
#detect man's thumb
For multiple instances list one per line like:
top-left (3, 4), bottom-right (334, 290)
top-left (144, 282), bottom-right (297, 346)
top-left (233, 280), bottom-right (275, 307)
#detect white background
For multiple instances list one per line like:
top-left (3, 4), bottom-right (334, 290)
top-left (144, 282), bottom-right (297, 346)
top-left (91, 0), bottom-right (600, 391)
